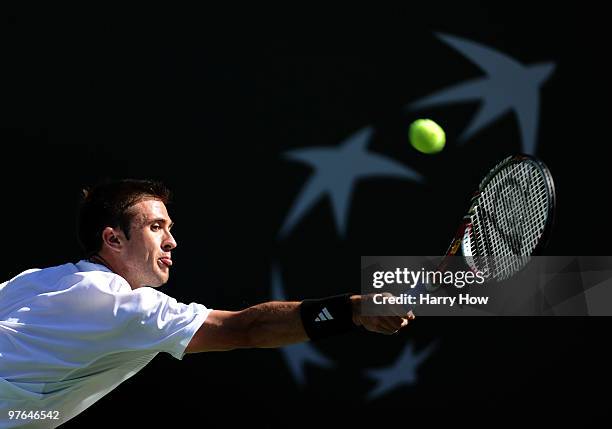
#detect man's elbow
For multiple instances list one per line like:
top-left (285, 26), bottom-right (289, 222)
top-left (185, 309), bottom-right (256, 353)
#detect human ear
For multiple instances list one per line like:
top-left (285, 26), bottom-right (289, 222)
top-left (101, 227), bottom-right (123, 251)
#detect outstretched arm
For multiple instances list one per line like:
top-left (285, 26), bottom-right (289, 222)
top-left (185, 295), bottom-right (414, 353)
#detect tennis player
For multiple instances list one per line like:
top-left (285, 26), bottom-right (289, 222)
top-left (0, 179), bottom-right (414, 428)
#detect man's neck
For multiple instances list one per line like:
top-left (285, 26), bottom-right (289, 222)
top-left (89, 254), bottom-right (115, 273)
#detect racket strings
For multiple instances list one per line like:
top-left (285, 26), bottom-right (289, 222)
top-left (468, 161), bottom-right (550, 280)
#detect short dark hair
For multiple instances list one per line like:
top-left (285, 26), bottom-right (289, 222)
top-left (77, 179), bottom-right (171, 256)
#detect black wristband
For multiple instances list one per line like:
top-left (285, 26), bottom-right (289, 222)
top-left (300, 293), bottom-right (357, 340)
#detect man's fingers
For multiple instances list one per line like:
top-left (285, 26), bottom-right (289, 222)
top-left (361, 311), bottom-right (415, 335)
top-left (370, 317), bottom-right (394, 334)
top-left (380, 316), bottom-right (405, 334)
top-left (363, 316), bottom-right (395, 334)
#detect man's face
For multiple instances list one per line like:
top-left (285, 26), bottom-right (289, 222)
top-left (120, 198), bottom-right (177, 288)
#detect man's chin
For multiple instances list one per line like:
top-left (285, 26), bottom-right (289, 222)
top-left (152, 276), bottom-right (169, 288)
top-left (144, 272), bottom-right (169, 288)
top-left (158, 272), bottom-right (170, 286)
top-left (152, 263), bottom-right (171, 286)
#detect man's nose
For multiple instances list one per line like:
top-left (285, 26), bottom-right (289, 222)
top-left (163, 231), bottom-right (177, 251)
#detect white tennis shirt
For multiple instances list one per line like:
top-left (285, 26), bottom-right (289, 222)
top-left (0, 260), bottom-right (211, 428)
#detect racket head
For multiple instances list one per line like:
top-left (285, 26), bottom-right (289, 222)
top-left (459, 154), bottom-right (556, 281)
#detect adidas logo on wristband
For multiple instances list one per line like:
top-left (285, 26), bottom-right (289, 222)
top-left (315, 307), bottom-right (334, 322)
top-left (300, 294), bottom-right (356, 340)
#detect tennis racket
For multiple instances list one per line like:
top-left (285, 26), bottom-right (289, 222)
top-left (396, 153), bottom-right (556, 313)
top-left (437, 153), bottom-right (556, 283)
top-left (362, 154), bottom-right (556, 315)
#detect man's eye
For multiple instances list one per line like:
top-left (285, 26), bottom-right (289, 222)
top-left (151, 224), bottom-right (161, 231)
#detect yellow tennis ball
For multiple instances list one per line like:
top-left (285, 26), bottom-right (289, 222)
top-left (409, 119), bottom-right (446, 154)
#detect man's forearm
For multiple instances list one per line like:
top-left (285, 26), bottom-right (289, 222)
top-left (186, 295), bottom-right (412, 353)
top-left (243, 301), bottom-right (309, 348)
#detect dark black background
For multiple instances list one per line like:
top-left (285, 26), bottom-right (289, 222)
top-left (2, 6), bottom-right (611, 427)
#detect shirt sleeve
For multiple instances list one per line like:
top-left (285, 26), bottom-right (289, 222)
top-left (115, 286), bottom-right (212, 360)
top-left (46, 273), bottom-right (212, 360)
